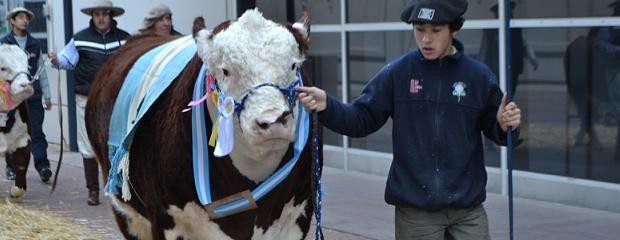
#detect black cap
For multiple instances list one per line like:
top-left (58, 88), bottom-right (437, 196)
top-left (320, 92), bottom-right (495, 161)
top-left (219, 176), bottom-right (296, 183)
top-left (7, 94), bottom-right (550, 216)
top-left (400, 0), bottom-right (468, 24)
top-left (609, 0), bottom-right (620, 8)
top-left (490, 1), bottom-right (516, 13)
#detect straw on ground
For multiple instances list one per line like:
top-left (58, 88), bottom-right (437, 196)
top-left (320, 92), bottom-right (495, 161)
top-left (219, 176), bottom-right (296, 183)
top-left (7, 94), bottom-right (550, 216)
top-left (0, 197), bottom-right (94, 240)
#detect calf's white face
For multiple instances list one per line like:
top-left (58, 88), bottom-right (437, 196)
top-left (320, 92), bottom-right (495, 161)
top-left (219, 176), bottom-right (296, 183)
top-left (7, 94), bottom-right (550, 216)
top-left (195, 9), bottom-right (307, 181)
top-left (0, 44), bottom-right (33, 112)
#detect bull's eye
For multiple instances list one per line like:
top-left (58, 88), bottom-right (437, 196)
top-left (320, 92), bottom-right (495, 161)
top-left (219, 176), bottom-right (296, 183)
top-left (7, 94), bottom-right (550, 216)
top-left (223, 69), bottom-right (229, 77)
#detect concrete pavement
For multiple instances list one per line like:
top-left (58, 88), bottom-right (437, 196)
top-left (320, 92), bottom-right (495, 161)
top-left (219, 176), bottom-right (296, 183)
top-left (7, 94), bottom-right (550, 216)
top-left (1, 144), bottom-right (619, 239)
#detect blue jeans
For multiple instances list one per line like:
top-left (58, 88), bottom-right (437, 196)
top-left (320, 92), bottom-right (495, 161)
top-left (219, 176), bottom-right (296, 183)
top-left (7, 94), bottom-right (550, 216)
top-left (6, 96), bottom-right (50, 171)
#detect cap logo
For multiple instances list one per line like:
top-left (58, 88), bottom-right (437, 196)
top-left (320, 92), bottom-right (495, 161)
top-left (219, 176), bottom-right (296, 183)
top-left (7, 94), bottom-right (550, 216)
top-left (418, 8), bottom-right (435, 20)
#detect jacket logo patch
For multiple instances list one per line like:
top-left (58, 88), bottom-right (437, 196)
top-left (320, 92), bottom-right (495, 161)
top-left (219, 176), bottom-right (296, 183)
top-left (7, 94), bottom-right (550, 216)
top-left (410, 79), bottom-right (423, 94)
top-left (417, 8), bottom-right (435, 21)
top-left (452, 82), bottom-right (466, 102)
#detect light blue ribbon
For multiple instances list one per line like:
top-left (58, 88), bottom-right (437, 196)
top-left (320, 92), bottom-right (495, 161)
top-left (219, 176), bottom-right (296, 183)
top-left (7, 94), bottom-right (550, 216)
top-left (106, 37), bottom-right (197, 195)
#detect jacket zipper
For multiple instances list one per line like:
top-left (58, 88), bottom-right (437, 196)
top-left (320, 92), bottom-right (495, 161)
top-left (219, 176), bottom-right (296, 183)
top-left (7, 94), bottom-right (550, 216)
top-left (434, 59), bottom-right (444, 173)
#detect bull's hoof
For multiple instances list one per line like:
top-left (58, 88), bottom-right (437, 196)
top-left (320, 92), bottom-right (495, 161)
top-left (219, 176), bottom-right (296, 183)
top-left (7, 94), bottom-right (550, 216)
top-left (10, 186), bottom-right (25, 198)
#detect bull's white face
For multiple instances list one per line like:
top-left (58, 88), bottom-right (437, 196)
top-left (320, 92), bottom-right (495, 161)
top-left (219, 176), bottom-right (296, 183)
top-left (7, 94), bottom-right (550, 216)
top-left (0, 44), bottom-right (34, 112)
top-left (196, 9), bottom-right (307, 182)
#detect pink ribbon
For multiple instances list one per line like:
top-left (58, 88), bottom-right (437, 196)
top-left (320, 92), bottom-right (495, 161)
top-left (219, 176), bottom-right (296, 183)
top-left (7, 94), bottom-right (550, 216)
top-left (182, 74), bottom-right (215, 112)
top-left (0, 81), bottom-right (11, 109)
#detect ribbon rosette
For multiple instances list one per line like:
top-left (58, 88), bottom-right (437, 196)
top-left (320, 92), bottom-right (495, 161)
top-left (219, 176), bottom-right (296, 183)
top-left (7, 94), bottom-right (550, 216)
top-left (213, 93), bottom-right (235, 157)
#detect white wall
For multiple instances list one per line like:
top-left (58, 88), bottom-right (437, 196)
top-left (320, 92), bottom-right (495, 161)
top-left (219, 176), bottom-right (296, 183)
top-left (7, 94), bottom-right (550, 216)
top-left (43, 0), bottom-right (234, 145)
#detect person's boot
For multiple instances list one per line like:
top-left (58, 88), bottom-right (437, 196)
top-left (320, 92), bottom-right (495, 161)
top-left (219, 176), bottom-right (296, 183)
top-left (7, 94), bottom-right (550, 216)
top-left (83, 158), bottom-right (100, 206)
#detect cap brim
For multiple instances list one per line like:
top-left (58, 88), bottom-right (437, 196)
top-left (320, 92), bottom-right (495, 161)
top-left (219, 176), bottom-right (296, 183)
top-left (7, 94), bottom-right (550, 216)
top-left (80, 7), bottom-right (125, 17)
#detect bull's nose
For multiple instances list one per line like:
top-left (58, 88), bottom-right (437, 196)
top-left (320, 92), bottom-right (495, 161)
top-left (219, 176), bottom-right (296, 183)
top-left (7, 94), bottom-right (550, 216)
top-left (255, 110), bottom-right (292, 130)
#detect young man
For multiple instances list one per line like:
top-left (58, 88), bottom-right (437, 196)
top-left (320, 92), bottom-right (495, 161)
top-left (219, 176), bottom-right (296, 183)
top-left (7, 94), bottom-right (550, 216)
top-left (298, 0), bottom-right (521, 239)
top-left (1, 7), bottom-right (53, 183)
top-left (49, 0), bottom-right (130, 206)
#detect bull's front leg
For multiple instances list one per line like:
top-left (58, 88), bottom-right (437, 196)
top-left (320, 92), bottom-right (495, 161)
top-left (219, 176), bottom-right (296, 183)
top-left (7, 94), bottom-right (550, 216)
top-left (9, 144), bottom-right (31, 198)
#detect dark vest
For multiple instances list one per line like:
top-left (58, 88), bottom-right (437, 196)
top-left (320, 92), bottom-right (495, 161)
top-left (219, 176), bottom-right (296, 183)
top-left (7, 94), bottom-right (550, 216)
top-left (72, 20), bottom-right (130, 95)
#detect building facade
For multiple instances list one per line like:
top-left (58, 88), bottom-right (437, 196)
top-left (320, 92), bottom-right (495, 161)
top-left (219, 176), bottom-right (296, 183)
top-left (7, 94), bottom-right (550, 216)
top-left (2, 0), bottom-right (619, 212)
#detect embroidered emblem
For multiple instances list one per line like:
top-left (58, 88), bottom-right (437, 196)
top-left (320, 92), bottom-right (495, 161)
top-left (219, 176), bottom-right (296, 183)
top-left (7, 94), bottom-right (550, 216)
top-left (418, 8), bottom-right (435, 21)
top-left (410, 79), bottom-right (423, 94)
top-left (452, 82), bottom-right (466, 102)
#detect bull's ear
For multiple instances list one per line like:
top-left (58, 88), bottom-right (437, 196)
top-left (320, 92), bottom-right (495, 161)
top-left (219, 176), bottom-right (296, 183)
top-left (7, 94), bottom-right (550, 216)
top-left (193, 16), bottom-right (207, 37)
top-left (292, 10), bottom-right (311, 43)
top-left (195, 29), bottom-right (212, 61)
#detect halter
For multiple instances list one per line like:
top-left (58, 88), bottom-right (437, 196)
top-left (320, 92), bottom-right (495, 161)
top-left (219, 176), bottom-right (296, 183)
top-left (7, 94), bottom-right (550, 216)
top-left (213, 70), bottom-right (303, 119)
top-left (0, 71), bottom-right (32, 110)
top-left (191, 65), bottom-right (310, 219)
top-left (5, 71), bottom-right (33, 83)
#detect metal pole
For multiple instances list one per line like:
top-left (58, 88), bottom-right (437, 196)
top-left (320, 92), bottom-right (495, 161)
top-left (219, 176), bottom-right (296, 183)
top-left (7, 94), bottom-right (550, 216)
top-left (340, 0), bottom-right (349, 171)
top-left (503, 0), bottom-right (515, 239)
top-left (63, 0), bottom-right (78, 151)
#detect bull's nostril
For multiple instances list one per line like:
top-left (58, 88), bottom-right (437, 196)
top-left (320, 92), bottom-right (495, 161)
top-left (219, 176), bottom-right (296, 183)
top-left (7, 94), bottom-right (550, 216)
top-left (276, 111), bottom-right (292, 124)
top-left (257, 121), bottom-right (270, 130)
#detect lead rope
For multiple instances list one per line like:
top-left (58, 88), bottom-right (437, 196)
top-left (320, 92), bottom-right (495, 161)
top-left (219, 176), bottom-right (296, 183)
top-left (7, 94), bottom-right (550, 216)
top-left (44, 4), bottom-right (64, 193)
top-left (50, 58), bottom-right (63, 193)
top-left (312, 112), bottom-right (323, 240)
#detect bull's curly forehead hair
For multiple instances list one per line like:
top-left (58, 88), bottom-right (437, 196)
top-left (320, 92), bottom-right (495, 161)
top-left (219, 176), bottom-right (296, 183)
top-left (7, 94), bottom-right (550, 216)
top-left (193, 15), bottom-right (308, 56)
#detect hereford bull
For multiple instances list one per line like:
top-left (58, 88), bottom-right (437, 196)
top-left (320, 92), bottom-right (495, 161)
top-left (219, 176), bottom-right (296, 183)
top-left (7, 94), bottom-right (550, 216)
top-left (0, 44), bottom-right (35, 198)
top-left (86, 9), bottom-right (322, 239)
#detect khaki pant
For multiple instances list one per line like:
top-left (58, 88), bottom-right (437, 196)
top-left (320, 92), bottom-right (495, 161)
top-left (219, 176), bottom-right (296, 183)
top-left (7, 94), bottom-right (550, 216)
top-left (76, 95), bottom-right (95, 159)
top-left (395, 204), bottom-right (490, 240)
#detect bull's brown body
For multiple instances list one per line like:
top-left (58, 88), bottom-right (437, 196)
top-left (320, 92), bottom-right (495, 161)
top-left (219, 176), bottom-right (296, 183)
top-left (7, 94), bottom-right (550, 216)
top-left (86, 27), bottom-right (320, 238)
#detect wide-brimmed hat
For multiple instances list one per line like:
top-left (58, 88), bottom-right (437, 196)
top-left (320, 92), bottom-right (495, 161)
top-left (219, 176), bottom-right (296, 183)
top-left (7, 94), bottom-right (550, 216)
top-left (6, 7), bottom-right (34, 21)
top-left (80, 0), bottom-right (125, 17)
top-left (141, 4), bottom-right (172, 30)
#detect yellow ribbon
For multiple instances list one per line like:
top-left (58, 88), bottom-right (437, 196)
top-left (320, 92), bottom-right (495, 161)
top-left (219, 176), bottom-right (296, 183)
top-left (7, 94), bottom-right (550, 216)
top-left (0, 79), bottom-right (8, 106)
top-left (209, 116), bottom-right (220, 147)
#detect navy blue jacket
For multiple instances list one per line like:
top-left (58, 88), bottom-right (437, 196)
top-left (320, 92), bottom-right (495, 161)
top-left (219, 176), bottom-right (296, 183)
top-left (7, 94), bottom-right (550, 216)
top-left (320, 39), bottom-right (517, 210)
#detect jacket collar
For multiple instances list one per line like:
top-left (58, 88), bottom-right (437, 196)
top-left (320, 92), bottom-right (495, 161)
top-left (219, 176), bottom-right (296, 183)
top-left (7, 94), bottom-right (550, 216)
top-left (415, 38), bottom-right (465, 63)
top-left (4, 31), bottom-right (36, 49)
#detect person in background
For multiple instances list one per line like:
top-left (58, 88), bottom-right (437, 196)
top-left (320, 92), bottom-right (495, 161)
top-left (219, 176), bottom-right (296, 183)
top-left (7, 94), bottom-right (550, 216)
top-left (139, 4), bottom-right (182, 36)
top-left (1, 7), bottom-right (53, 183)
top-left (48, 0), bottom-right (130, 206)
top-left (479, 0), bottom-right (539, 98)
top-left (297, 0), bottom-right (522, 239)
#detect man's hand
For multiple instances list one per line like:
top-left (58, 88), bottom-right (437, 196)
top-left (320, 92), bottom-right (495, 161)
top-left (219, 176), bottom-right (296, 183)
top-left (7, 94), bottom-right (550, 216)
top-left (497, 95), bottom-right (521, 132)
top-left (48, 51), bottom-right (58, 66)
top-left (297, 86), bottom-right (327, 112)
top-left (44, 98), bottom-right (52, 111)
